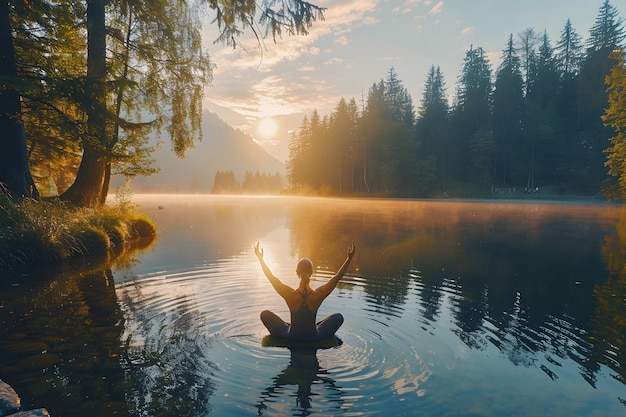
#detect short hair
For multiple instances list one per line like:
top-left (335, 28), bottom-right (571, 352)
top-left (296, 258), bottom-right (313, 277)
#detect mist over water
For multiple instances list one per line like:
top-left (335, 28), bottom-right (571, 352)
top-left (1, 195), bottom-right (624, 416)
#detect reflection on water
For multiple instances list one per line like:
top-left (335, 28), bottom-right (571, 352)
top-left (0, 259), bottom-right (143, 415)
top-left (256, 342), bottom-right (343, 416)
top-left (119, 287), bottom-right (216, 417)
top-left (0, 195), bottom-right (625, 416)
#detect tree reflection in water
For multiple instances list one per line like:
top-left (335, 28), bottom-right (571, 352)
top-left (0, 233), bottom-right (217, 417)
top-left (595, 206), bottom-right (626, 403)
top-left (0, 253), bottom-right (148, 415)
top-left (3, 197), bottom-right (625, 415)
top-left (118, 287), bottom-right (216, 417)
top-left (288, 199), bottom-right (626, 396)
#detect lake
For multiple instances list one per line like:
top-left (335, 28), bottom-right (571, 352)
top-left (1, 194), bottom-right (625, 417)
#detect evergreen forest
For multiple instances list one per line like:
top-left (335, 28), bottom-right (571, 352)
top-left (287, 1), bottom-right (626, 199)
top-left (211, 170), bottom-right (284, 194)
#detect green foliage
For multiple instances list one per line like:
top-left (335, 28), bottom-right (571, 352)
top-left (287, 0), bottom-right (626, 198)
top-left (603, 48), bottom-right (626, 200)
top-left (0, 196), bottom-right (156, 270)
top-left (417, 65), bottom-right (449, 191)
top-left (587, 0), bottom-right (626, 52)
top-left (1, 0), bottom-right (325, 205)
top-left (555, 19), bottom-right (583, 77)
top-left (575, 0), bottom-right (626, 188)
top-left (211, 0), bottom-right (326, 47)
top-left (470, 130), bottom-right (496, 185)
top-left (493, 35), bottom-right (524, 185)
top-left (4, 0), bottom-right (624, 201)
top-left (287, 68), bottom-right (436, 196)
top-left (450, 45), bottom-right (493, 180)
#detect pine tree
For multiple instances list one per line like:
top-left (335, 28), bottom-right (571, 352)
top-left (492, 35), bottom-right (524, 186)
top-left (287, 116), bottom-right (312, 190)
top-left (517, 28), bottom-right (540, 96)
top-left (525, 31), bottom-right (561, 187)
top-left (328, 97), bottom-right (358, 193)
top-left (555, 19), bottom-right (583, 78)
top-left (452, 45), bottom-right (493, 181)
top-left (417, 65), bottom-right (449, 191)
top-left (309, 110), bottom-right (328, 190)
top-left (554, 19), bottom-right (584, 184)
top-left (577, 0), bottom-right (626, 189)
top-left (587, 0), bottom-right (626, 52)
top-left (385, 67), bottom-right (415, 126)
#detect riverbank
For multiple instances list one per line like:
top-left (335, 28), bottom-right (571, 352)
top-left (279, 182), bottom-right (611, 203)
top-left (0, 196), bottom-right (156, 271)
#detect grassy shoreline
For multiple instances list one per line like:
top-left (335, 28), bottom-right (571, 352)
top-left (0, 196), bottom-right (156, 271)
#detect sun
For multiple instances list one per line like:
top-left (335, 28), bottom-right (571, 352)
top-left (257, 117), bottom-right (278, 139)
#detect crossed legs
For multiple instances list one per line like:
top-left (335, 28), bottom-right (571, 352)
top-left (260, 310), bottom-right (344, 341)
top-left (260, 310), bottom-right (290, 339)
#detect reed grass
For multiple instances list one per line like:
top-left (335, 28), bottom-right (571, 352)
top-left (0, 196), bottom-right (156, 270)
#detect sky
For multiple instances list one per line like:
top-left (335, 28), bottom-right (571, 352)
top-left (201, 0), bottom-right (615, 163)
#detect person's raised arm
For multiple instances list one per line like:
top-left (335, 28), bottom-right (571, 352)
top-left (255, 242), bottom-right (291, 298)
top-left (316, 242), bottom-right (356, 300)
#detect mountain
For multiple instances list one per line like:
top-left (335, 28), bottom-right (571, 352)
top-left (121, 111), bottom-right (285, 193)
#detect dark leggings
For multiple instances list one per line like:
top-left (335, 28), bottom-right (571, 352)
top-left (260, 310), bottom-right (344, 342)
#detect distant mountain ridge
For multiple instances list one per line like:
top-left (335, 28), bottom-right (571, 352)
top-left (124, 111), bottom-right (285, 193)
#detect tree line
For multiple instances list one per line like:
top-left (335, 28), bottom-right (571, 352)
top-left (287, 1), bottom-right (626, 198)
top-left (211, 170), bottom-right (284, 194)
top-left (0, 0), bottom-right (324, 206)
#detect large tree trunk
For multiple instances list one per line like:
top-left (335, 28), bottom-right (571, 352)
top-left (0, 1), bottom-right (38, 198)
top-left (61, 0), bottom-right (107, 206)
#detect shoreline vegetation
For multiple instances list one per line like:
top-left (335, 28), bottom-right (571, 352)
top-left (276, 183), bottom-right (610, 203)
top-left (0, 196), bottom-right (156, 271)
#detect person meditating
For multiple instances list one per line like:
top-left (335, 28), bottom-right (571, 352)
top-left (255, 241), bottom-right (356, 342)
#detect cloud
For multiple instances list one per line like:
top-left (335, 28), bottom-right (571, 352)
top-left (363, 16), bottom-right (379, 25)
top-left (403, 0), bottom-right (424, 7)
top-left (380, 56), bottom-right (401, 61)
top-left (324, 57), bottom-right (344, 65)
top-left (334, 35), bottom-right (349, 46)
top-left (205, 0), bottom-right (380, 121)
top-left (461, 26), bottom-right (474, 36)
top-left (429, 1), bottom-right (443, 14)
top-left (208, 70), bottom-right (340, 125)
top-left (394, 0), bottom-right (425, 15)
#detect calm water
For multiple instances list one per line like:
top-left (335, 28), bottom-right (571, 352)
top-left (1, 195), bottom-right (625, 417)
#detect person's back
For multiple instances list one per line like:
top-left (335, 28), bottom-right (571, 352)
top-left (288, 290), bottom-right (318, 341)
top-left (255, 242), bottom-right (355, 342)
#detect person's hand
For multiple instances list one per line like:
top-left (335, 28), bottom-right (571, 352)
top-left (254, 241), bottom-right (264, 259)
top-left (347, 242), bottom-right (356, 258)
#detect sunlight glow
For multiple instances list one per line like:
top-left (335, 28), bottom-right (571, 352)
top-left (257, 117), bottom-right (278, 138)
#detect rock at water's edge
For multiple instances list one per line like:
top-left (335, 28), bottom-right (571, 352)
top-left (6, 409), bottom-right (50, 417)
top-left (0, 379), bottom-right (20, 416)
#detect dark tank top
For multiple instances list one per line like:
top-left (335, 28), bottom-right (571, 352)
top-left (288, 290), bottom-right (318, 341)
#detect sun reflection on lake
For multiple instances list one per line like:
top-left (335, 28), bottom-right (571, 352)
top-left (1, 195), bottom-right (625, 416)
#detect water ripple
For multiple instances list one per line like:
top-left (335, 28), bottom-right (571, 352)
top-left (111, 246), bottom-right (624, 416)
